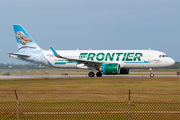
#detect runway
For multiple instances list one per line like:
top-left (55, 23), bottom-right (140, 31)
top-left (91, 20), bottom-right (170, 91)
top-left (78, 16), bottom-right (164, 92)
top-left (0, 74), bottom-right (179, 80)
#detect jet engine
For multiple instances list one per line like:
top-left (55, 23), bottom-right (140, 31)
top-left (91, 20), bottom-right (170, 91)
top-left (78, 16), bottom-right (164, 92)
top-left (100, 63), bottom-right (120, 75)
top-left (120, 69), bottom-right (130, 74)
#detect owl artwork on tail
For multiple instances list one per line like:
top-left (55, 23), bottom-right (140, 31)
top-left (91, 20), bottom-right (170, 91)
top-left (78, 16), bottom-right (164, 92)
top-left (16, 31), bottom-right (35, 50)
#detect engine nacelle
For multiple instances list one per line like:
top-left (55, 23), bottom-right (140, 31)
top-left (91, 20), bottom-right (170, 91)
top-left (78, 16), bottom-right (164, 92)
top-left (120, 69), bottom-right (130, 74)
top-left (101, 63), bottom-right (120, 75)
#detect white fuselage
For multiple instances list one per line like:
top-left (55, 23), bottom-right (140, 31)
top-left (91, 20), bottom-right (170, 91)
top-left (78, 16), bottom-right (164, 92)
top-left (36, 49), bottom-right (175, 69)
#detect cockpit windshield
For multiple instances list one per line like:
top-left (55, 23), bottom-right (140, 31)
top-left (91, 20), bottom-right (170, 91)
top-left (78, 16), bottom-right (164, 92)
top-left (159, 55), bottom-right (168, 58)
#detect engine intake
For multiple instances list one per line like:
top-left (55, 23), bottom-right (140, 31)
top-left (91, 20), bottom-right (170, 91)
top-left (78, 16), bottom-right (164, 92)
top-left (101, 63), bottom-right (120, 75)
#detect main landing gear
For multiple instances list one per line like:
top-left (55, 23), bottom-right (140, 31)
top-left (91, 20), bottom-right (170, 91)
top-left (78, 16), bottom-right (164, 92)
top-left (88, 71), bottom-right (102, 77)
top-left (149, 68), bottom-right (154, 77)
top-left (88, 72), bottom-right (95, 77)
top-left (96, 71), bottom-right (102, 77)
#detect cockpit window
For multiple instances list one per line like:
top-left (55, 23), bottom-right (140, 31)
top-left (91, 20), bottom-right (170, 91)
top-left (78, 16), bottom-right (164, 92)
top-left (159, 55), bottom-right (168, 58)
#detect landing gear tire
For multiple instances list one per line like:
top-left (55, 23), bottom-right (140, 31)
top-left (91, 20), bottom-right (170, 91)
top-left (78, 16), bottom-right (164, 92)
top-left (88, 72), bottom-right (95, 77)
top-left (150, 73), bottom-right (154, 77)
top-left (96, 72), bottom-right (102, 77)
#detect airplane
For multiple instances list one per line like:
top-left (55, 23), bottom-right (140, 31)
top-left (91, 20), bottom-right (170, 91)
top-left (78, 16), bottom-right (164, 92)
top-left (8, 25), bottom-right (175, 77)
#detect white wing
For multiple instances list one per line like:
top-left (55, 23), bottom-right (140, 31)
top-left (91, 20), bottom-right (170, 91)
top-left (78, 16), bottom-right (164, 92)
top-left (50, 46), bottom-right (104, 68)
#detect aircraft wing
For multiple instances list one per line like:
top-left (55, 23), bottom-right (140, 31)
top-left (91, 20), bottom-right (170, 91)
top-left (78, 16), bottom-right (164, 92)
top-left (7, 53), bottom-right (30, 58)
top-left (50, 46), bottom-right (103, 67)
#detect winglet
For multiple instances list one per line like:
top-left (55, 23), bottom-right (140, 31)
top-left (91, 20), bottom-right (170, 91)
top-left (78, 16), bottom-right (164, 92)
top-left (50, 46), bottom-right (62, 58)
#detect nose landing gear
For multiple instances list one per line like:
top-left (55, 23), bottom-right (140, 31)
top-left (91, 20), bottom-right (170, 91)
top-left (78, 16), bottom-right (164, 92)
top-left (149, 68), bottom-right (154, 77)
top-left (150, 73), bottom-right (154, 77)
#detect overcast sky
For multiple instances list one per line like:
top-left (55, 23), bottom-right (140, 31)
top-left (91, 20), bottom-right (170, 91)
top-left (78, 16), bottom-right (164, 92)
top-left (0, 0), bottom-right (180, 64)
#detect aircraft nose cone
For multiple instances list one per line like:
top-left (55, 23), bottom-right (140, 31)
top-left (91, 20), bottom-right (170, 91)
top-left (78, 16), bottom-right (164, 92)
top-left (170, 58), bottom-right (175, 65)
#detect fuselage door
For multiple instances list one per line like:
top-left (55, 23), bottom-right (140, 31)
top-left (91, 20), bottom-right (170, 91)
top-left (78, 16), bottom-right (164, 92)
top-left (148, 52), bottom-right (153, 62)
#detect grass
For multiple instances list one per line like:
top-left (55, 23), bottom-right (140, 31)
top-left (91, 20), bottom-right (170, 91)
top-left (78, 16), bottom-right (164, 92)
top-left (0, 77), bottom-right (180, 119)
top-left (0, 77), bottom-right (180, 102)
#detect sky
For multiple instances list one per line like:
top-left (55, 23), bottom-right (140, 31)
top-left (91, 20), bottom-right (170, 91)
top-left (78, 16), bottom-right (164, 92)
top-left (0, 0), bottom-right (180, 64)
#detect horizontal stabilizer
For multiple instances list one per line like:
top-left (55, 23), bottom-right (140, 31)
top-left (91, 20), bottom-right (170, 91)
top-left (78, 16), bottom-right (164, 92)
top-left (7, 53), bottom-right (30, 58)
